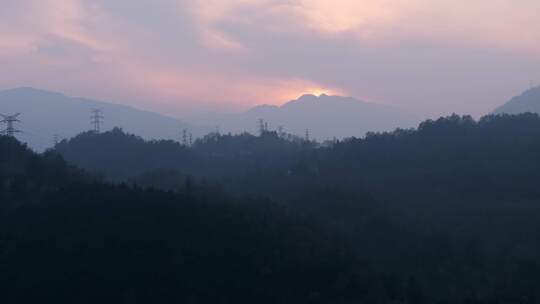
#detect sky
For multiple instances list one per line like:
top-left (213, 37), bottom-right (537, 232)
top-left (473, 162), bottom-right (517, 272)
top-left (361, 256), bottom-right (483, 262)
top-left (1, 0), bottom-right (540, 119)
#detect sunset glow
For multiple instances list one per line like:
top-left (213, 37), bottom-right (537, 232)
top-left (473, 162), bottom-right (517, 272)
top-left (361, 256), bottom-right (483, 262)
top-left (1, 0), bottom-right (540, 117)
top-left (304, 88), bottom-right (337, 97)
top-left (4, 2), bottom-right (540, 300)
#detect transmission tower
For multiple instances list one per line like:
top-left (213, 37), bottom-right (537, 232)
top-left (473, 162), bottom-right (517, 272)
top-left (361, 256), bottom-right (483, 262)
top-left (0, 113), bottom-right (21, 137)
top-left (189, 133), bottom-right (193, 146)
top-left (90, 109), bottom-right (104, 133)
top-left (182, 129), bottom-right (188, 146)
top-left (258, 119), bottom-right (266, 135)
top-left (278, 125), bottom-right (285, 138)
top-left (305, 128), bottom-right (310, 142)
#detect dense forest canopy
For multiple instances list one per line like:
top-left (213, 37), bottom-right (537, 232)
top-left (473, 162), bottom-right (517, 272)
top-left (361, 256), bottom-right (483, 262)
top-left (0, 136), bottom-right (375, 303)
top-left (3, 113), bottom-right (540, 303)
top-left (56, 113), bottom-right (540, 203)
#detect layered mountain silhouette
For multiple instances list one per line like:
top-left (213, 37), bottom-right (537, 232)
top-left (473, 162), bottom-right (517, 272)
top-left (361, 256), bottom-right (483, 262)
top-left (1, 88), bottom-right (420, 150)
top-left (493, 86), bottom-right (540, 115)
top-left (209, 94), bottom-right (420, 140)
top-left (0, 87), bottom-right (206, 151)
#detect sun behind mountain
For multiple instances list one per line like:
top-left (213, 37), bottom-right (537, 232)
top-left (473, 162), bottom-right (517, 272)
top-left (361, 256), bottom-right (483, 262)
top-left (304, 88), bottom-right (336, 97)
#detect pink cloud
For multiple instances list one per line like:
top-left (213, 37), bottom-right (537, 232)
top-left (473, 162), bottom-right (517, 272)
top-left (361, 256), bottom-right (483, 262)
top-left (1, 0), bottom-right (540, 118)
top-left (188, 0), bottom-right (540, 54)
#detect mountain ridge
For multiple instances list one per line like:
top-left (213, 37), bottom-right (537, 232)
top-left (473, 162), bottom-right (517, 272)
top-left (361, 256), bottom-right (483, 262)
top-left (0, 87), bottom-right (208, 151)
top-left (492, 86), bottom-right (540, 115)
top-left (235, 94), bottom-right (420, 139)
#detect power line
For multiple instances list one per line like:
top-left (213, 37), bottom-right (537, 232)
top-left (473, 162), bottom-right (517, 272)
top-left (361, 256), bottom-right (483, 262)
top-left (90, 109), bottom-right (104, 133)
top-left (0, 113), bottom-right (21, 137)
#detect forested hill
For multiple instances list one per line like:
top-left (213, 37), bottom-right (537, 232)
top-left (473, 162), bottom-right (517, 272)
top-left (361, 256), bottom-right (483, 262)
top-left (4, 114), bottom-right (540, 302)
top-left (325, 113), bottom-right (540, 201)
top-left (0, 133), bottom-right (374, 304)
top-left (0, 135), bottom-right (89, 199)
top-left (55, 127), bottom-right (312, 180)
top-left (56, 113), bottom-right (540, 202)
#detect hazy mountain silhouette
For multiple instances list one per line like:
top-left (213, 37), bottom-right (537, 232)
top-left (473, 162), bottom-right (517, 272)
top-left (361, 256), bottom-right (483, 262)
top-left (0, 87), bottom-right (207, 151)
top-left (493, 86), bottom-right (540, 115)
top-left (202, 94), bottom-right (421, 140)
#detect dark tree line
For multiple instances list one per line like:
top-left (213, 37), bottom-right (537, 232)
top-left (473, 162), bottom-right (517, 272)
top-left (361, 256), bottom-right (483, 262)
top-left (4, 113), bottom-right (540, 302)
top-left (0, 136), bottom-right (382, 303)
top-left (55, 128), bottom-right (315, 180)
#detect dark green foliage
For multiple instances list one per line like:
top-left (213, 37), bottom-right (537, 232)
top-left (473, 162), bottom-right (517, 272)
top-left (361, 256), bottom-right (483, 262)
top-left (55, 128), bottom-right (309, 180)
top-left (326, 113), bottom-right (540, 202)
top-left (5, 113), bottom-right (540, 303)
top-left (1, 185), bottom-right (378, 303)
top-left (55, 128), bottom-right (197, 180)
top-left (56, 114), bottom-right (540, 204)
top-left (0, 137), bottom-right (379, 304)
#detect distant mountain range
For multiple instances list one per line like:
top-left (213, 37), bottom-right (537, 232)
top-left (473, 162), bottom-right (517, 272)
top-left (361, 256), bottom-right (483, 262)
top-left (493, 86), bottom-right (540, 115)
top-left (0, 87), bottom-right (207, 151)
top-left (207, 94), bottom-right (421, 140)
top-left (0, 88), bottom-right (422, 150)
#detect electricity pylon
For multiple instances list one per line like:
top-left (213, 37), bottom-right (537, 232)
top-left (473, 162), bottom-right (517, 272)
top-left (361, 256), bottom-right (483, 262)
top-left (182, 129), bottom-right (188, 146)
top-left (0, 113), bottom-right (21, 137)
top-left (91, 109), bottom-right (104, 133)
